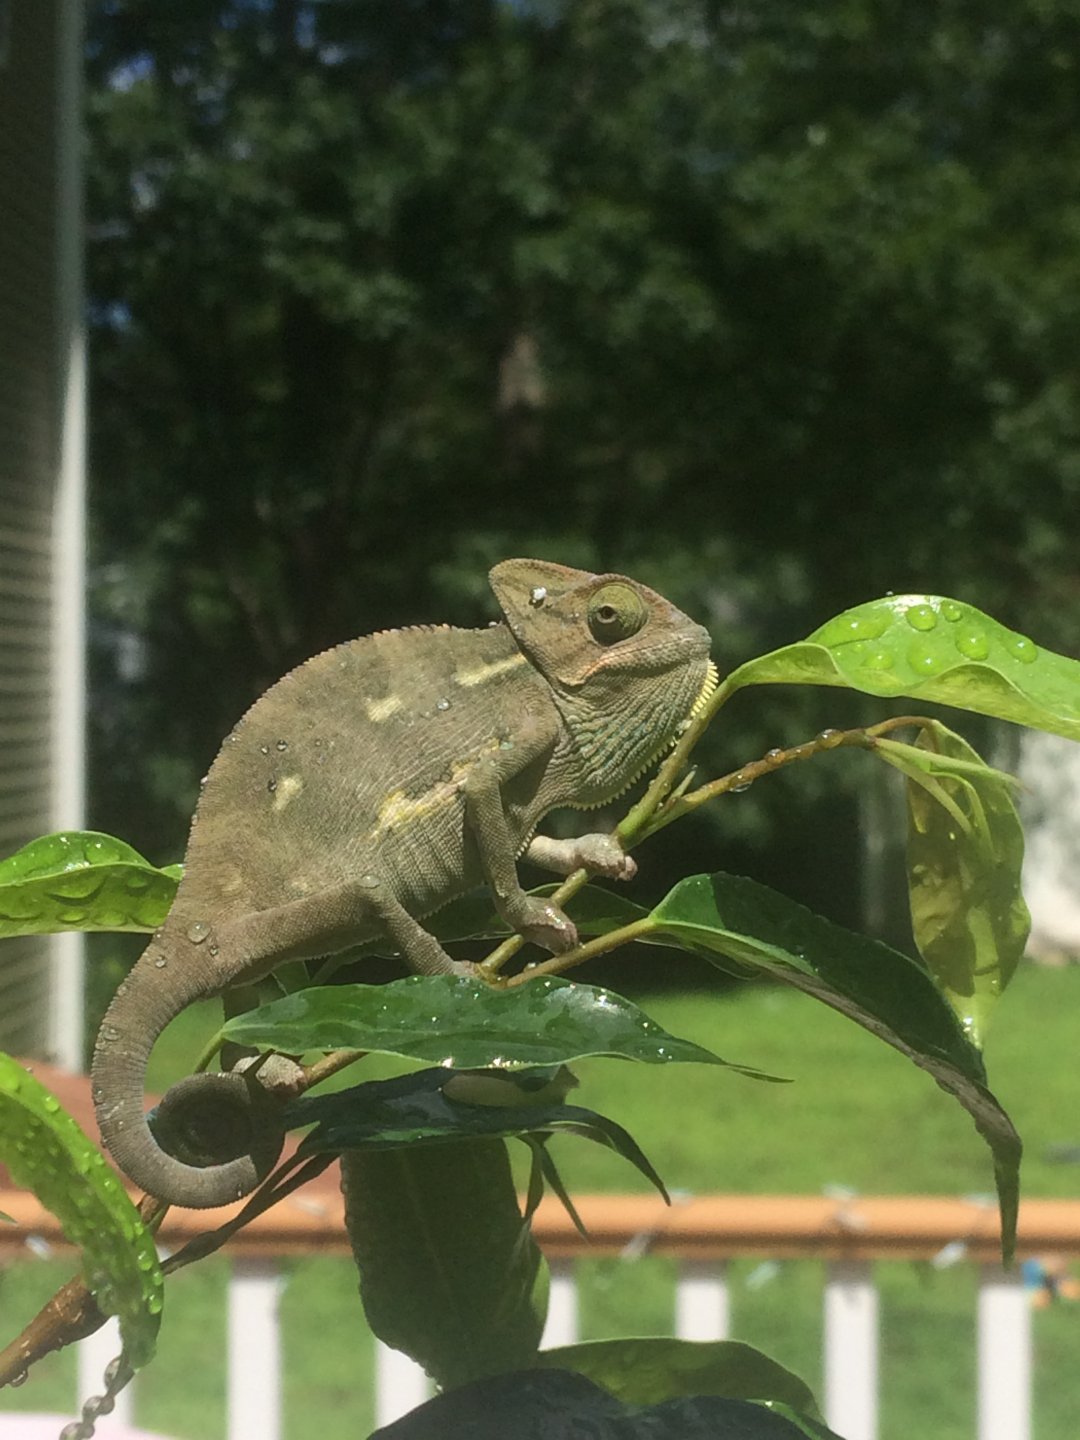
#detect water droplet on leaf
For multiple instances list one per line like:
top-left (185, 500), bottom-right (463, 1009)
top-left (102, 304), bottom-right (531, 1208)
top-left (905, 603), bottom-right (938, 632)
top-left (954, 628), bottom-right (989, 661)
top-left (1007, 634), bottom-right (1038, 664)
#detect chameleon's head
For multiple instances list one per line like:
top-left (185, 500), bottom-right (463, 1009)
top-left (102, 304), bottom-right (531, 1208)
top-left (489, 559), bottom-right (716, 803)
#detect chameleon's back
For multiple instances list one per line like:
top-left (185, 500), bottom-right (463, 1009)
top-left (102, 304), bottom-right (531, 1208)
top-left (179, 620), bottom-right (554, 931)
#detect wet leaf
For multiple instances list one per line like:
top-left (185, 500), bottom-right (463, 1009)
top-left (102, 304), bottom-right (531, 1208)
top-left (222, 973), bottom-right (777, 1078)
top-left (727, 594), bottom-right (1080, 741)
top-left (648, 873), bottom-right (1021, 1260)
top-left (0, 1055), bottom-right (162, 1367)
top-left (536, 1337), bottom-right (820, 1414)
top-left (341, 1138), bottom-right (546, 1389)
top-left (369, 1367), bottom-right (842, 1439)
top-left (0, 831), bottom-right (178, 938)
top-left (875, 722), bottom-right (1029, 1046)
top-left (289, 1067), bottom-right (669, 1199)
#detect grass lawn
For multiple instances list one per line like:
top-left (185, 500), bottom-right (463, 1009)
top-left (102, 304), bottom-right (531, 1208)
top-left (3, 962), bottom-right (1077, 1438)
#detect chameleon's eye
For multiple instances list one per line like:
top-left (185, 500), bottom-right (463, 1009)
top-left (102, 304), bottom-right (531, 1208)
top-left (587, 583), bottom-right (649, 645)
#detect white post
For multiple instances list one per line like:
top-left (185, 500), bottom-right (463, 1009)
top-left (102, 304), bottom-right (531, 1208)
top-left (541, 1259), bottom-right (579, 1349)
top-left (675, 1260), bottom-right (730, 1341)
top-left (227, 1257), bottom-right (284, 1440)
top-left (48, 0), bottom-right (88, 1072)
top-left (374, 1343), bottom-right (430, 1429)
top-left (823, 1260), bottom-right (878, 1440)
top-left (977, 1265), bottom-right (1031, 1440)
top-left (77, 1316), bottom-right (133, 1432)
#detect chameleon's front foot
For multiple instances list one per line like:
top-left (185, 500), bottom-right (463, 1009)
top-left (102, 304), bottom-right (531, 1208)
top-left (513, 895), bottom-right (580, 955)
top-left (524, 831), bottom-right (637, 882)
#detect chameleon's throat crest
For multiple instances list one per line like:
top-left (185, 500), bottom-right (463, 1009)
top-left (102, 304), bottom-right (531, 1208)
top-left (687, 660), bottom-right (719, 724)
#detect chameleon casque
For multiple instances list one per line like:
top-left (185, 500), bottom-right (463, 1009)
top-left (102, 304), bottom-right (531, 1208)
top-left (92, 559), bottom-right (716, 1209)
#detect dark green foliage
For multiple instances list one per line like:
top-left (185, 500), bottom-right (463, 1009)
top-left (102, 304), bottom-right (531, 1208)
top-left (87, 0), bottom-right (1080, 880)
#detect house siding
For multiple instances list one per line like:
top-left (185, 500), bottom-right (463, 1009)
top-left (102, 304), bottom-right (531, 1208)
top-left (0, 1), bottom-right (67, 1053)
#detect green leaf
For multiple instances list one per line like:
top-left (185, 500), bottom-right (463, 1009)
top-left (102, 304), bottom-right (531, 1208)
top-left (727, 594), bottom-right (1080, 740)
top-left (0, 831), bottom-right (178, 938)
top-left (222, 974), bottom-right (778, 1078)
top-left (368, 1369), bottom-right (841, 1439)
top-left (289, 1067), bottom-right (670, 1199)
top-left (341, 1138), bottom-right (547, 1389)
top-left (357, 882), bottom-right (649, 949)
top-left (316, 886), bottom-right (652, 975)
top-left (0, 1055), bottom-right (162, 1367)
top-left (648, 873), bottom-right (1021, 1260)
top-left (536, 1338), bottom-right (820, 1415)
top-left (875, 722), bottom-right (1030, 1046)
top-left (763, 1405), bottom-right (848, 1440)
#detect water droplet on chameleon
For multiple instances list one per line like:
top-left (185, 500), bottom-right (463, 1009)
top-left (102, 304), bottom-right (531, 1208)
top-left (436, 698), bottom-right (451, 712)
top-left (187, 920), bottom-right (212, 944)
top-left (10, 1370), bottom-right (27, 1388)
top-left (267, 778), bottom-right (277, 793)
top-left (955, 628), bottom-right (989, 661)
top-left (276, 739), bottom-right (289, 751)
top-left (359, 873), bottom-right (381, 889)
top-left (259, 745), bottom-right (270, 755)
top-left (904, 602), bottom-right (938, 632)
top-left (907, 642), bottom-right (943, 675)
top-left (1007, 634), bottom-right (1038, 664)
top-left (154, 955), bottom-right (168, 968)
top-left (529, 586), bottom-right (547, 607)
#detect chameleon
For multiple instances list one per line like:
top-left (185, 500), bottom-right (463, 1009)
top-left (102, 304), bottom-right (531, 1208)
top-left (91, 559), bottom-right (716, 1209)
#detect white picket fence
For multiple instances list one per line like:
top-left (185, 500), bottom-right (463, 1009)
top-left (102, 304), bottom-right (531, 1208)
top-left (1, 1191), bottom-right (1072, 1440)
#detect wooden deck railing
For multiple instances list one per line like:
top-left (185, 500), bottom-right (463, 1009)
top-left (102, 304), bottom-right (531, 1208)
top-left (1, 1187), bottom-right (1077, 1440)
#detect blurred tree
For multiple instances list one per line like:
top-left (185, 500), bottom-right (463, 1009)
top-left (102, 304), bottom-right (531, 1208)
top-left (85, 0), bottom-right (1080, 933)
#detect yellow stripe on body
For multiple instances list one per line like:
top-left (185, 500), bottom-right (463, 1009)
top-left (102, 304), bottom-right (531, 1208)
top-left (453, 653), bottom-right (528, 688)
top-left (365, 694), bottom-right (404, 722)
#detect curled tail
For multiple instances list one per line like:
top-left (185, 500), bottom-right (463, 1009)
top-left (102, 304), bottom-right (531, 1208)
top-left (91, 936), bottom-right (286, 1209)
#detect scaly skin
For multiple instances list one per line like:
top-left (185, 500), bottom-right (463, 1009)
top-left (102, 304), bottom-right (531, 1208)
top-left (92, 559), bottom-right (714, 1207)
